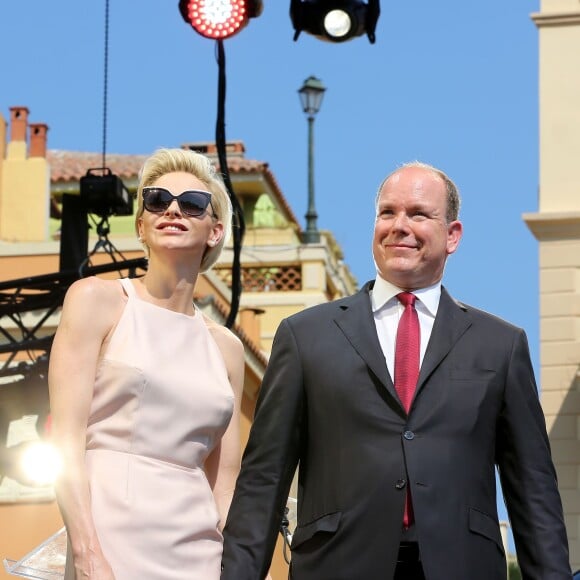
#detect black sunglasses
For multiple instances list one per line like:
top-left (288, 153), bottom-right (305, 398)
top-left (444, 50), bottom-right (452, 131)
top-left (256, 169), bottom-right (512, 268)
top-left (142, 187), bottom-right (216, 218)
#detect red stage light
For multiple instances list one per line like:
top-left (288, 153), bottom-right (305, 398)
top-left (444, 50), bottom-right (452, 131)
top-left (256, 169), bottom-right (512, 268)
top-left (180, 0), bottom-right (250, 39)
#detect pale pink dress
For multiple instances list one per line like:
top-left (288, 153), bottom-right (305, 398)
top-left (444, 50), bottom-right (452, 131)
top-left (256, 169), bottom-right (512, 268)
top-left (65, 278), bottom-right (234, 579)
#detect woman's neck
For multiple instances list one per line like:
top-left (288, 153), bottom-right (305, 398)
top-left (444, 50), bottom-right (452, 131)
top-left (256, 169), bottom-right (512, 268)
top-left (138, 266), bottom-right (198, 316)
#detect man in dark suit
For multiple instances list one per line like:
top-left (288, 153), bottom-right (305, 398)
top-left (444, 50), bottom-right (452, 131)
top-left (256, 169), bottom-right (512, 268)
top-left (221, 162), bottom-right (571, 579)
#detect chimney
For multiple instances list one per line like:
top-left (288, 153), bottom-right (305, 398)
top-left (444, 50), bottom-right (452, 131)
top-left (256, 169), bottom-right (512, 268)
top-left (29, 123), bottom-right (49, 158)
top-left (9, 106), bottom-right (29, 142)
top-left (239, 308), bottom-right (265, 345)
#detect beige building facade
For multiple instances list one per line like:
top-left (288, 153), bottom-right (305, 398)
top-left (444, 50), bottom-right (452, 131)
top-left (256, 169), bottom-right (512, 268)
top-left (524, 1), bottom-right (580, 571)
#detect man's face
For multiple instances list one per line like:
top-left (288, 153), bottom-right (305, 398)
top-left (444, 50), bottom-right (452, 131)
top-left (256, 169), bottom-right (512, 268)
top-left (372, 166), bottom-right (463, 291)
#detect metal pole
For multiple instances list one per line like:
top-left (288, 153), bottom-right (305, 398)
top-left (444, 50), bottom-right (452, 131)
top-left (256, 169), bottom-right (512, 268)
top-left (304, 114), bottom-right (320, 243)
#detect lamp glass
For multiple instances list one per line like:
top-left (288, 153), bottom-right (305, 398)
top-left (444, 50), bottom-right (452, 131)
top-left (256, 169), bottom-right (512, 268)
top-left (298, 76), bottom-right (326, 115)
top-left (19, 441), bottom-right (62, 486)
top-left (203, 0), bottom-right (234, 23)
top-left (324, 9), bottom-right (352, 38)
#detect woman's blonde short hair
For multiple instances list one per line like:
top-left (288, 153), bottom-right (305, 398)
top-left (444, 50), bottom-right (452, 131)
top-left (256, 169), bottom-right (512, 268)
top-left (135, 148), bottom-right (232, 272)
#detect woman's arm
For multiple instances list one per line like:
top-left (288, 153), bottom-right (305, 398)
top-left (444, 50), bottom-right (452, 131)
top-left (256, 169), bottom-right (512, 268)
top-left (49, 277), bottom-right (123, 579)
top-left (204, 325), bottom-right (245, 531)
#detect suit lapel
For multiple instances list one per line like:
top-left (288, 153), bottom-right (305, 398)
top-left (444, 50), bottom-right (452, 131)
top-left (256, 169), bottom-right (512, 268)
top-left (415, 286), bottom-right (471, 395)
top-left (332, 284), bottom-right (472, 413)
top-left (333, 282), bottom-right (400, 403)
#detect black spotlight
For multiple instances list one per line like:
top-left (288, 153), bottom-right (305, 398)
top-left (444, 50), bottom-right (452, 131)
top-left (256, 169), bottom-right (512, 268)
top-left (80, 168), bottom-right (133, 218)
top-left (290, 0), bottom-right (380, 43)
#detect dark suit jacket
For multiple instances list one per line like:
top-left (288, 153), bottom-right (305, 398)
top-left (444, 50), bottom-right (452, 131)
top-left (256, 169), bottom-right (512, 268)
top-left (222, 284), bottom-right (571, 580)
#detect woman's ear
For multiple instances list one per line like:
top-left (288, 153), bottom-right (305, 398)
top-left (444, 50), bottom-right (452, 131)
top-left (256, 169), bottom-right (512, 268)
top-left (208, 221), bottom-right (224, 247)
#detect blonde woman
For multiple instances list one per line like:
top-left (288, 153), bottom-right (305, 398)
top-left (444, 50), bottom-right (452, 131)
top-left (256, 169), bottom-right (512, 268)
top-left (49, 148), bottom-right (243, 579)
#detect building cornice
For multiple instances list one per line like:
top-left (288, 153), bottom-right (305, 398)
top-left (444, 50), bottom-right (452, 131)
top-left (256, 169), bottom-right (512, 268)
top-left (523, 210), bottom-right (580, 240)
top-left (531, 11), bottom-right (580, 27)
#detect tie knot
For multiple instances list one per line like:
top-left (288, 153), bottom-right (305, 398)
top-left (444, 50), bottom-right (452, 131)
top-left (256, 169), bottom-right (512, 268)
top-left (397, 292), bottom-right (416, 307)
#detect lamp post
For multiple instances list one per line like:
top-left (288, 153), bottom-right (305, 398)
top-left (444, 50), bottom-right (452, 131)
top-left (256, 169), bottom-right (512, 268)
top-left (298, 76), bottom-right (326, 244)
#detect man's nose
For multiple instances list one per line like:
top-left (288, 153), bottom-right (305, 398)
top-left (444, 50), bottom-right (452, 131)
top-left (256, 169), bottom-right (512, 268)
top-left (391, 212), bottom-right (410, 230)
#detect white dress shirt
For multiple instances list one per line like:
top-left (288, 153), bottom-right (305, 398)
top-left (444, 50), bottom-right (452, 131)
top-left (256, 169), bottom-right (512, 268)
top-left (371, 276), bottom-right (442, 381)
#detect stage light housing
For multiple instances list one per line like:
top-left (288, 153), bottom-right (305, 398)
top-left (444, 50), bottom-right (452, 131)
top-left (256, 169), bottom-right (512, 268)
top-left (290, 0), bottom-right (380, 43)
top-left (80, 168), bottom-right (133, 218)
top-left (179, 0), bottom-right (263, 40)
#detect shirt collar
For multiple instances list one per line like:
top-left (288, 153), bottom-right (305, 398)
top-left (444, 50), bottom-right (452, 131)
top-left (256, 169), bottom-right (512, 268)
top-left (371, 275), bottom-right (441, 317)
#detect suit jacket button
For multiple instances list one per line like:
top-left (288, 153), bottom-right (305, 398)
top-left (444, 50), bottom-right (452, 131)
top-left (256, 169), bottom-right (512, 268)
top-left (403, 430), bottom-right (415, 440)
top-left (395, 479), bottom-right (407, 489)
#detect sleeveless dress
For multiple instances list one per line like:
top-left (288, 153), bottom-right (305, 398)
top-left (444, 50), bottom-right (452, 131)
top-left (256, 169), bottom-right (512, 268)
top-left (65, 278), bottom-right (234, 579)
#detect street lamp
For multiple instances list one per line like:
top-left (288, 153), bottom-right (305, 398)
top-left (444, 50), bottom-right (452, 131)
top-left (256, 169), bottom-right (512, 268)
top-left (298, 76), bottom-right (326, 244)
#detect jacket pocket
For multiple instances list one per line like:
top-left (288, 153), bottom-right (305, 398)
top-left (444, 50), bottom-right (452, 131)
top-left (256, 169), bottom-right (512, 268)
top-left (468, 507), bottom-right (504, 554)
top-left (291, 511), bottom-right (342, 550)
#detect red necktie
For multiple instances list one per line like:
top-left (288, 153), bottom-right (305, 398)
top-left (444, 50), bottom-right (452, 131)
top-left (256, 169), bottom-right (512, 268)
top-left (394, 292), bottom-right (420, 527)
top-left (394, 292), bottom-right (420, 412)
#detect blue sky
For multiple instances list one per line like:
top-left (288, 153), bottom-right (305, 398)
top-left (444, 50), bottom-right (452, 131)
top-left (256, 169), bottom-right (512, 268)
top-left (3, 0), bottom-right (540, 553)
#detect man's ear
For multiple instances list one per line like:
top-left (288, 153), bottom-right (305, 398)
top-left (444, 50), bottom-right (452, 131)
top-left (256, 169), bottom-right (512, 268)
top-left (446, 220), bottom-right (463, 255)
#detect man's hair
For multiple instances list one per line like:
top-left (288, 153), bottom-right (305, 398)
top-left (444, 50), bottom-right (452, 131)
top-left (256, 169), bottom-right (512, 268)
top-left (135, 148), bottom-right (232, 272)
top-left (375, 161), bottom-right (461, 222)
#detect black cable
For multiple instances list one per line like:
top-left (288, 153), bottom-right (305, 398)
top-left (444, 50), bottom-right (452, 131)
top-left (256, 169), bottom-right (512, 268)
top-left (102, 0), bottom-right (110, 169)
top-left (215, 39), bottom-right (245, 329)
top-left (280, 506), bottom-right (292, 565)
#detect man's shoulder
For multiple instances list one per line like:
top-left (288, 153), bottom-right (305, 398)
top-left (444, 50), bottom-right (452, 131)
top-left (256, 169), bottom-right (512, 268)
top-left (452, 296), bottom-right (523, 334)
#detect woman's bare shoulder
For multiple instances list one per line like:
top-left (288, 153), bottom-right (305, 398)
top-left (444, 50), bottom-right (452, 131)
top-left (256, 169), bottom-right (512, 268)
top-left (202, 314), bottom-right (244, 396)
top-left (61, 277), bottom-right (127, 329)
top-left (65, 276), bottom-right (124, 305)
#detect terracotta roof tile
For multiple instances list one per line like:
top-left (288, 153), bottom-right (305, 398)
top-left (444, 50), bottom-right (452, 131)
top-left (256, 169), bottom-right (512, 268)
top-left (47, 150), bottom-right (147, 182)
top-left (47, 147), bottom-right (302, 229)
